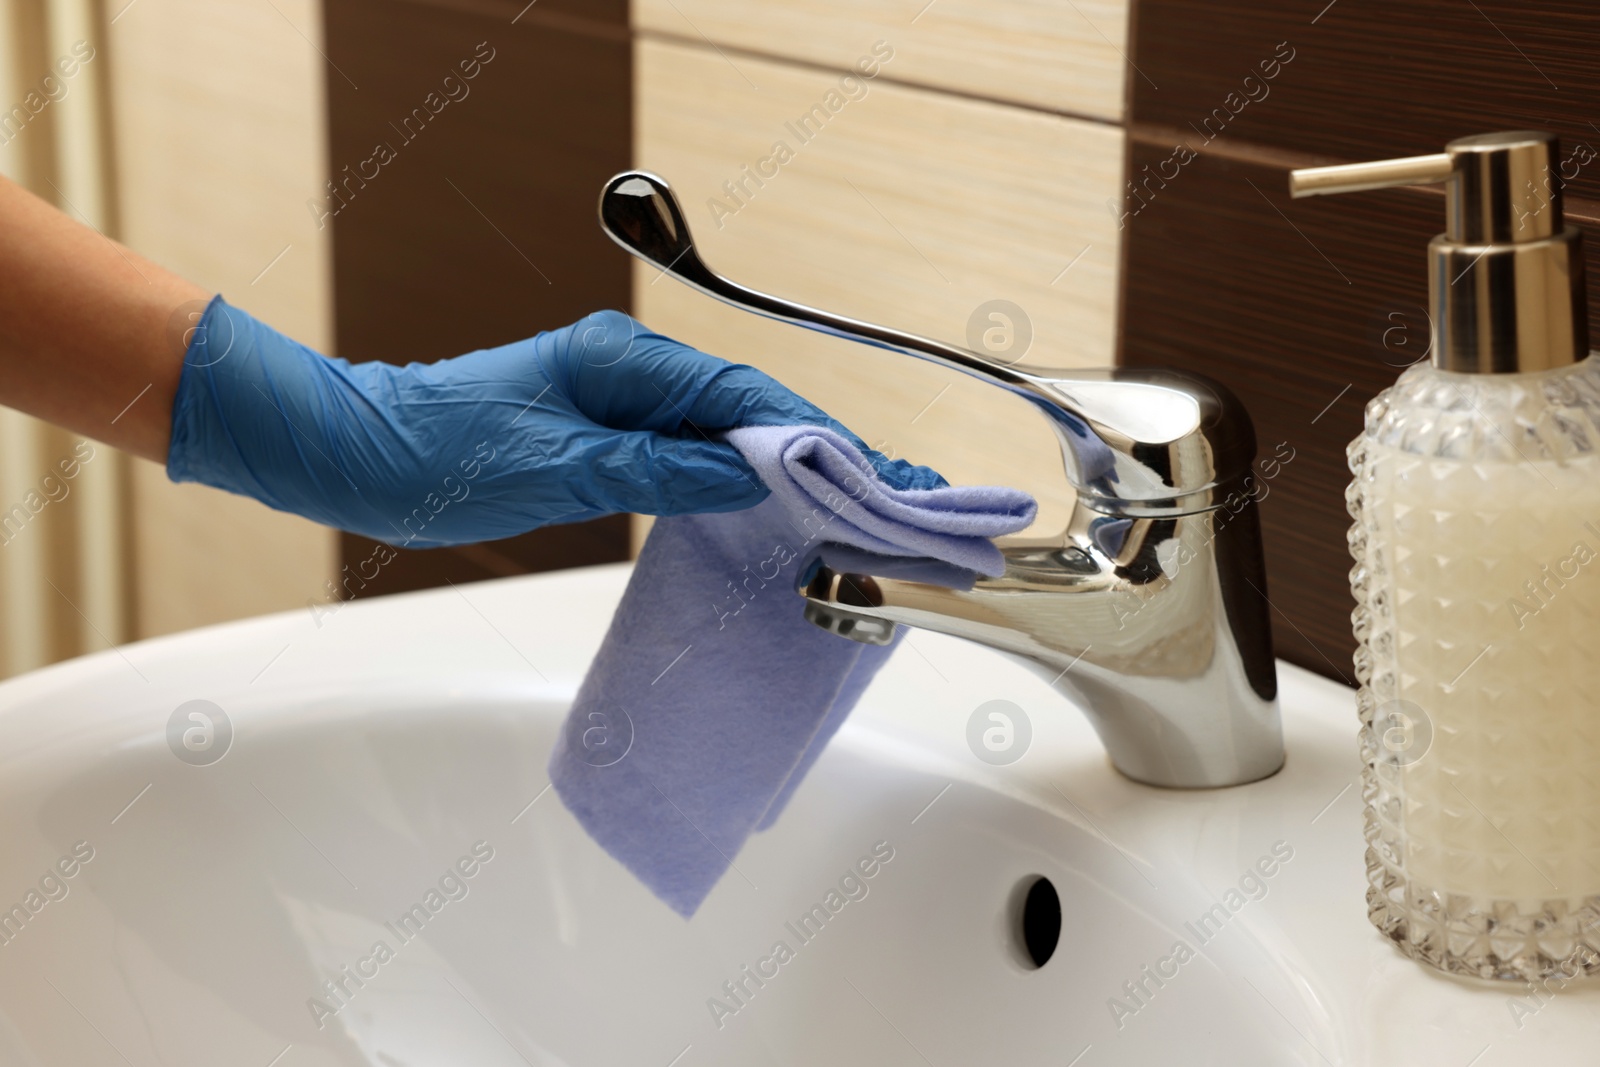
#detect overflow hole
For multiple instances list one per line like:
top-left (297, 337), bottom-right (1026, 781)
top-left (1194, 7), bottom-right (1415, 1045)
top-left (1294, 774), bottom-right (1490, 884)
top-left (1017, 875), bottom-right (1060, 968)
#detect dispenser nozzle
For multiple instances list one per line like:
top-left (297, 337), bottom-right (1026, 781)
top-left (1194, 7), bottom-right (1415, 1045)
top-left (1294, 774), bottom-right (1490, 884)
top-left (1288, 153), bottom-right (1452, 198)
top-left (1285, 131), bottom-right (1588, 374)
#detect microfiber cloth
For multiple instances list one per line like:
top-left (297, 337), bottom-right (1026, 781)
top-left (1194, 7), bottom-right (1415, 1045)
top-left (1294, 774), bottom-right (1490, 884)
top-left (548, 424), bottom-right (1037, 917)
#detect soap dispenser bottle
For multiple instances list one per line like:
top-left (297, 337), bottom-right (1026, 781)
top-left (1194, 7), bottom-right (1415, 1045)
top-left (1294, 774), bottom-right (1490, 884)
top-left (1291, 132), bottom-right (1600, 982)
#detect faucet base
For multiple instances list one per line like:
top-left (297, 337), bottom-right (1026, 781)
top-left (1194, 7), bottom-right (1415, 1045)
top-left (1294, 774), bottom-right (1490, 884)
top-left (801, 499), bottom-right (1284, 790)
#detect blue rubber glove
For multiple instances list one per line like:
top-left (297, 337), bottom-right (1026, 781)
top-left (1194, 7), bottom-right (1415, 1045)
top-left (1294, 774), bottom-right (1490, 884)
top-left (167, 297), bottom-right (946, 547)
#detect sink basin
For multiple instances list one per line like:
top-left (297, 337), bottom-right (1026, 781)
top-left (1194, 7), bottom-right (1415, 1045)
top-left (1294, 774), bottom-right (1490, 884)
top-left (0, 563), bottom-right (1595, 1065)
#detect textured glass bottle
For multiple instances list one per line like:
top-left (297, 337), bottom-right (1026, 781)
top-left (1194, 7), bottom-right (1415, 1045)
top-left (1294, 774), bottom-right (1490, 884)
top-left (1292, 131), bottom-right (1598, 980)
top-left (1349, 357), bottom-right (1600, 980)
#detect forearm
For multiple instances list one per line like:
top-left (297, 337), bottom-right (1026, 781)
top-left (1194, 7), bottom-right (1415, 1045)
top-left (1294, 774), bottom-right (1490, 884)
top-left (0, 174), bottom-right (206, 462)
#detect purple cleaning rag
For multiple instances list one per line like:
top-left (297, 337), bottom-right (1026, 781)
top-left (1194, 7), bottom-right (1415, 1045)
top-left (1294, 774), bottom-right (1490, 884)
top-left (547, 424), bottom-right (1037, 917)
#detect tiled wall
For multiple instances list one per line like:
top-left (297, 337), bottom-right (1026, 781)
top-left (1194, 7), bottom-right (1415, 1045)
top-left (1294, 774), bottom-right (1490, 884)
top-left (633, 0), bottom-right (1128, 118)
top-left (324, 0), bottom-right (634, 600)
top-left (630, 1), bottom-right (1132, 545)
top-left (192, 0), bottom-right (1599, 690)
top-left (106, 0), bottom-right (340, 638)
top-left (1120, 0), bottom-right (1600, 681)
top-left (633, 1), bottom-right (1600, 687)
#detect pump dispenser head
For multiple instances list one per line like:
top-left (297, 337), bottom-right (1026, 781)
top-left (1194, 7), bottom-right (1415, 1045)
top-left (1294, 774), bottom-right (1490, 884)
top-left (1289, 131), bottom-right (1589, 373)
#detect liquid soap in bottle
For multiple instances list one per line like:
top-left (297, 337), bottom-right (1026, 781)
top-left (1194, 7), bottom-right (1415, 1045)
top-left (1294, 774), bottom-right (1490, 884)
top-left (1293, 132), bottom-right (1600, 981)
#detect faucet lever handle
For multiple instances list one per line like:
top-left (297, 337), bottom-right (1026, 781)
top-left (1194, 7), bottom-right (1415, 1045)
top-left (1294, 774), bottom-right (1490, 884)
top-left (598, 169), bottom-right (1257, 515)
top-left (598, 170), bottom-right (1023, 383)
top-left (598, 173), bottom-right (716, 286)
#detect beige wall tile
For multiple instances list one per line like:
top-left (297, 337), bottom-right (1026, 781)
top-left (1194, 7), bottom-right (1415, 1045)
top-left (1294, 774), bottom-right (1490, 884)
top-left (106, 0), bottom-right (337, 637)
top-left (128, 461), bottom-right (334, 638)
top-left (635, 0), bottom-right (1129, 121)
top-left (634, 39), bottom-right (1124, 536)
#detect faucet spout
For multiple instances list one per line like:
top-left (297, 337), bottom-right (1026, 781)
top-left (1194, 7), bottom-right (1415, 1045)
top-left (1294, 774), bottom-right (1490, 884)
top-left (802, 501), bottom-right (1282, 788)
top-left (597, 169), bottom-right (1285, 789)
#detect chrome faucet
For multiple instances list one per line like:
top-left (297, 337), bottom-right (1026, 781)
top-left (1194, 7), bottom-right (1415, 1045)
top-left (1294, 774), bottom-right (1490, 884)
top-left (598, 171), bottom-right (1283, 789)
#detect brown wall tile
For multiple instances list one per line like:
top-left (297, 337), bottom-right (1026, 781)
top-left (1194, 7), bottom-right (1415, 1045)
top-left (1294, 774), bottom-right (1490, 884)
top-left (1132, 1), bottom-right (1600, 197)
top-left (324, 0), bottom-right (633, 599)
top-left (1124, 1), bottom-right (1600, 681)
top-left (1121, 142), bottom-right (1428, 678)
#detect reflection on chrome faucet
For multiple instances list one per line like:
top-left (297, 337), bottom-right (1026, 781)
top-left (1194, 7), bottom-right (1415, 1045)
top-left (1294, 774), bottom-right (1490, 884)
top-left (1112, 441), bottom-right (1294, 633)
top-left (598, 170), bottom-right (1285, 789)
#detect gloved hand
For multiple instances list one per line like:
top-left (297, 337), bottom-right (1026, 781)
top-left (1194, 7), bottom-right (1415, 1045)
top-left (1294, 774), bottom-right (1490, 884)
top-left (167, 297), bottom-right (946, 547)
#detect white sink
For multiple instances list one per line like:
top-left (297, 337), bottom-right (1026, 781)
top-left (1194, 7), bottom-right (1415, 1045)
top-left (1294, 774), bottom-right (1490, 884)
top-left (0, 563), bottom-right (1594, 1065)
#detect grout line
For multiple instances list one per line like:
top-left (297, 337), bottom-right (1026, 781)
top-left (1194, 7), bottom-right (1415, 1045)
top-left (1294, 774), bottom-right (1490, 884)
top-left (635, 28), bottom-right (1125, 129)
top-left (380, 0), bottom-right (630, 40)
top-left (1130, 122), bottom-right (1600, 225)
top-left (1129, 121), bottom-right (1438, 177)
